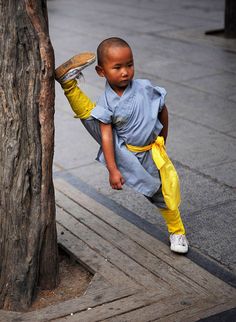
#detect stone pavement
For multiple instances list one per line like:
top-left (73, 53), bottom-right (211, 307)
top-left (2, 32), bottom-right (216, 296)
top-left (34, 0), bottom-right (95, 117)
top-left (49, 0), bottom-right (236, 293)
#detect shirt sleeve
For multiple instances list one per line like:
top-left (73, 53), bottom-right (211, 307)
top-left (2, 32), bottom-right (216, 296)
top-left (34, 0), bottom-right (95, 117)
top-left (91, 104), bottom-right (113, 124)
top-left (154, 85), bottom-right (167, 111)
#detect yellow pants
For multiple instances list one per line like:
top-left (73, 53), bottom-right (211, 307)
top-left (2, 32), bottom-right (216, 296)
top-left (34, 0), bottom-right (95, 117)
top-left (147, 189), bottom-right (185, 235)
top-left (61, 79), bottom-right (186, 235)
top-left (160, 208), bottom-right (185, 235)
top-left (62, 79), bottom-right (95, 119)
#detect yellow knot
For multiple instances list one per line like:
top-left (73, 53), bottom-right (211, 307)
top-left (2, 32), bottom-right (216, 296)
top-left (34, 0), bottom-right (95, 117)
top-left (126, 136), bottom-right (181, 210)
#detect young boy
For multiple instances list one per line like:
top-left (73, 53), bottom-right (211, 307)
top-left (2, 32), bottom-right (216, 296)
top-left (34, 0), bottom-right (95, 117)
top-left (55, 37), bottom-right (189, 254)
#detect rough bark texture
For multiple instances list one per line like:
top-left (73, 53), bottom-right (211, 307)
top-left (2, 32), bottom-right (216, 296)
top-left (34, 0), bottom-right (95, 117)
top-left (225, 0), bottom-right (236, 37)
top-left (0, 0), bottom-right (58, 311)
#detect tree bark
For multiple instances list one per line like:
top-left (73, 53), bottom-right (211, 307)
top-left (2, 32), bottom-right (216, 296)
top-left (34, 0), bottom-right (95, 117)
top-left (225, 0), bottom-right (236, 38)
top-left (0, 0), bottom-right (58, 311)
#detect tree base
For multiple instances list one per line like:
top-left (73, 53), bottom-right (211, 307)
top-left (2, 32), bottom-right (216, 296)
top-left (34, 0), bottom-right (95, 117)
top-left (29, 247), bottom-right (93, 311)
top-left (1, 247), bottom-right (93, 312)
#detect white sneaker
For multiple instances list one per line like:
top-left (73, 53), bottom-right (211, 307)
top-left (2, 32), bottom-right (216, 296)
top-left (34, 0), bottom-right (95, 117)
top-left (170, 234), bottom-right (189, 254)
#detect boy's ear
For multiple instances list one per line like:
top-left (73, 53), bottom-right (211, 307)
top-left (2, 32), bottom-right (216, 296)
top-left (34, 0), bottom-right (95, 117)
top-left (95, 65), bottom-right (105, 77)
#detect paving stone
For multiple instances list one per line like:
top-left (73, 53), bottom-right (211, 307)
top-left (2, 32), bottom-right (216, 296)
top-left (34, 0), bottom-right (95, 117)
top-left (149, 12), bottom-right (221, 29)
top-left (139, 59), bottom-right (218, 83)
top-left (228, 93), bottom-right (236, 102)
top-left (177, 164), bottom-right (236, 212)
top-left (68, 162), bottom-right (112, 196)
top-left (54, 110), bottom-right (99, 169)
top-left (158, 28), bottom-right (236, 53)
top-left (182, 72), bottom-right (236, 98)
top-left (167, 115), bottom-right (236, 170)
top-left (128, 33), bottom-right (236, 72)
top-left (167, 4), bottom-right (224, 22)
top-left (202, 161), bottom-right (236, 188)
top-left (163, 81), bottom-right (236, 134)
top-left (183, 201), bottom-right (236, 274)
top-left (228, 130), bottom-right (236, 138)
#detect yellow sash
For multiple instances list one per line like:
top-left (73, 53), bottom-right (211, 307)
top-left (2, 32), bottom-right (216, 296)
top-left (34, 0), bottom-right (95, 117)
top-left (126, 136), bottom-right (181, 210)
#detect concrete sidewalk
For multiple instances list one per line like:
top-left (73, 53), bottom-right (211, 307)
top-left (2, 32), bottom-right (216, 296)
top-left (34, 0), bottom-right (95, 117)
top-left (49, 0), bottom-right (236, 283)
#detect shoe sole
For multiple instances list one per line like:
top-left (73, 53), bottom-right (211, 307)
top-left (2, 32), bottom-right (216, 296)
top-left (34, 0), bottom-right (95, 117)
top-left (55, 52), bottom-right (96, 80)
top-left (170, 245), bottom-right (188, 254)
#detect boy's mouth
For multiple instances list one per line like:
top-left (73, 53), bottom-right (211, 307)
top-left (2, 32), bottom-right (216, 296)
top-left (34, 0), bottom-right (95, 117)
top-left (119, 79), bottom-right (130, 86)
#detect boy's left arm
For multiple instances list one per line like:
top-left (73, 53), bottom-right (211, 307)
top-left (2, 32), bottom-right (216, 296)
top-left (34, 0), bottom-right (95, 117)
top-left (158, 104), bottom-right (168, 143)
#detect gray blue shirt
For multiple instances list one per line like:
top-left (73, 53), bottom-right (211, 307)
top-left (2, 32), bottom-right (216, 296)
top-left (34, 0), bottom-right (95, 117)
top-left (90, 79), bottom-right (167, 197)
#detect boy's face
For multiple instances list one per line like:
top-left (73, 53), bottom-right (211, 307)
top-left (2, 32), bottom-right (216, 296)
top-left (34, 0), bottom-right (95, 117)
top-left (96, 46), bottom-right (134, 96)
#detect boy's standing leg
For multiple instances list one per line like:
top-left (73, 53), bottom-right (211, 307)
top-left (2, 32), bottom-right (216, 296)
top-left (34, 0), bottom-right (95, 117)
top-left (147, 188), bottom-right (188, 253)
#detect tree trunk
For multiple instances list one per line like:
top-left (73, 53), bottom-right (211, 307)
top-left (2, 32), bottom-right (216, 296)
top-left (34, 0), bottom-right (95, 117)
top-left (225, 0), bottom-right (236, 38)
top-left (0, 0), bottom-right (58, 311)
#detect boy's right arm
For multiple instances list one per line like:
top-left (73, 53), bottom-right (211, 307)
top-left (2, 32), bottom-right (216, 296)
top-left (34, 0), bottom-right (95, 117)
top-left (100, 122), bottom-right (124, 190)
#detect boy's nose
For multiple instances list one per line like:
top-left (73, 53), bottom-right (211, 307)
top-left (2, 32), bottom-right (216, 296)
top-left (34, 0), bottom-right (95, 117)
top-left (121, 68), bottom-right (128, 76)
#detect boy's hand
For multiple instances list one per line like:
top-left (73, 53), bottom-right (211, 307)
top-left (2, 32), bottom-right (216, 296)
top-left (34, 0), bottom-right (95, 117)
top-left (109, 168), bottom-right (125, 190)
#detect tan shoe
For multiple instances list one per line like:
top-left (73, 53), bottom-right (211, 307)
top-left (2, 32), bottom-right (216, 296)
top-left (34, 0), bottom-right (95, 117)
top-left (55, 52), bottom-right (96, 83)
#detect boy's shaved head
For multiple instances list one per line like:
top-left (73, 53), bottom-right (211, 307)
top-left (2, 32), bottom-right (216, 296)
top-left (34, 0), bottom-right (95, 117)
top-left (97, 37), bottom-right (131, 66)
